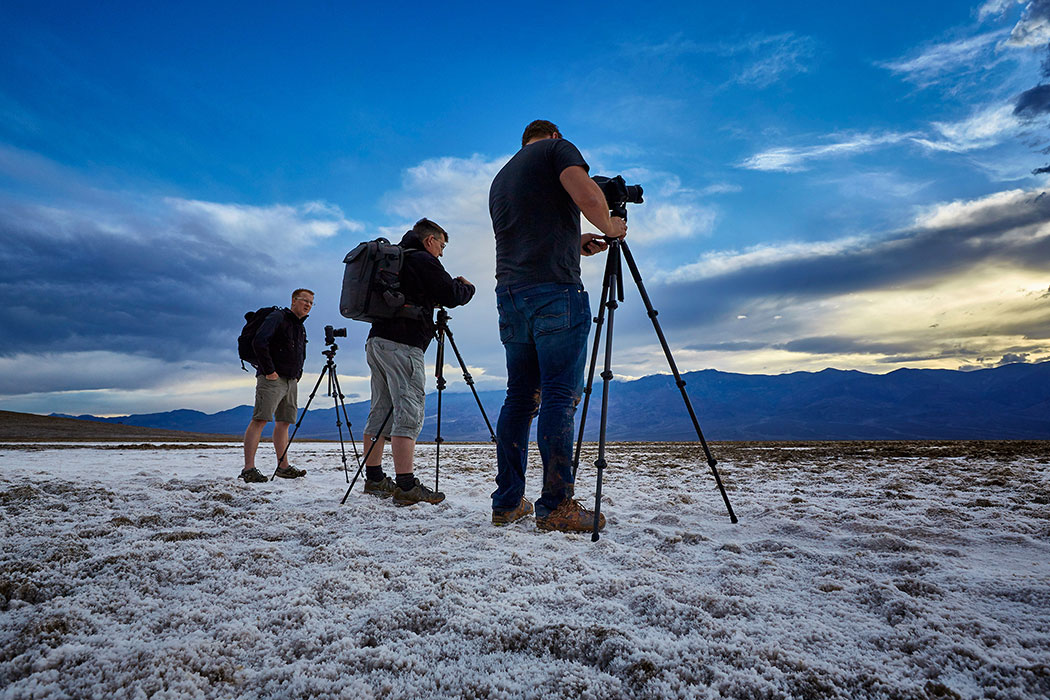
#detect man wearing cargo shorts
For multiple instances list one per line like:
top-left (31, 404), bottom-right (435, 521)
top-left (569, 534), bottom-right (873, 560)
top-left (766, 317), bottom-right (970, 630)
top-left (239, 289), bottom-right (313, 483)
top-left (361, 219), bottom-right (475, 505)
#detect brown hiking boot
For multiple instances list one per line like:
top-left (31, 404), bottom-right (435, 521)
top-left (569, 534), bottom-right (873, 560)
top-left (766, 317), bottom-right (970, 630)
top-left (363, 475), bottom-right (397, 498)
top-left (492, 497), bottom-right (534, 526)
top-left (536, 498), bottom-right (605, 533)
top-left (392, 478), bottom-right (445, 506)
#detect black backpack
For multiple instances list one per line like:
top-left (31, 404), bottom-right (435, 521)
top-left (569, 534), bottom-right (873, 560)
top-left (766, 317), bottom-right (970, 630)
top-left (339, 238), bottom-right (423, 322)
top-left (237, 306), bottom-right (280, 371)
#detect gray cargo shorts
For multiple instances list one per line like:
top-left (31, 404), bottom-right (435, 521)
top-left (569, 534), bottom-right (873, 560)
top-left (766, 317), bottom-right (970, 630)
top-left (252, 376), bottom-right (298, 423)
top-left (363, 337), bottom-right (426, 439)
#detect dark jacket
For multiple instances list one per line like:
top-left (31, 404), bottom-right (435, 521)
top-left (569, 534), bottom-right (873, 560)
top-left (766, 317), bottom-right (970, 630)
top-left (368, 229), bottom-right (475, 350)
top-left (253, 308), bottom-right (308, 379)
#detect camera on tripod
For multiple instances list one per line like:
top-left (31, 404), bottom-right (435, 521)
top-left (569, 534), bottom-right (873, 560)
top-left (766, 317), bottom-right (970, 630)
top-left (324, 325), bottom-right (347, 346)
top-left (592, 175), bottom-right (643, 217)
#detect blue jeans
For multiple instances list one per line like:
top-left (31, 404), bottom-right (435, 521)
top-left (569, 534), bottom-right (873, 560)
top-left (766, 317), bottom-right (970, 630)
top-left (491, 283), bottom-right (591, 517)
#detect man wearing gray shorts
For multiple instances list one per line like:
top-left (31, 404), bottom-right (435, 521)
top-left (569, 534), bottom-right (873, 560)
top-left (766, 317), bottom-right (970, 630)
top-left (362, 219), bottom-right (475, 505)
top-left (239, 289), bottom-right (313, 483)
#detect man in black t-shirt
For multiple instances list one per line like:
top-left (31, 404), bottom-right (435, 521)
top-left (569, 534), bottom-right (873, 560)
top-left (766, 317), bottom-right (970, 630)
top-left (360, 218), bottom-right (475, 506)
top-left (488, 119), bottom-right (627, 532)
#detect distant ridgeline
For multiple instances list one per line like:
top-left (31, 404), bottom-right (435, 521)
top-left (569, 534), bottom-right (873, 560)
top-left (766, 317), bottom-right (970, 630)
top-left (54, 362), bottom-right (1050, 441)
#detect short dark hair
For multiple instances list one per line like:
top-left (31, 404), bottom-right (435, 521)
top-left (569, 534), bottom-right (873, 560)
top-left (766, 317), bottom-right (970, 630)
top-left (521, 120), bottom-right (560, 148)
top-left (412, 217), bottom-right (448, 242)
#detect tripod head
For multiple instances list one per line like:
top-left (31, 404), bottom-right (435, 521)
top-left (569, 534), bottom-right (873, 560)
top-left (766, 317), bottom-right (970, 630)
top-left (322, 344), bottom-right (339, 361)
top-left (435, 307), bottom-right (451, 327)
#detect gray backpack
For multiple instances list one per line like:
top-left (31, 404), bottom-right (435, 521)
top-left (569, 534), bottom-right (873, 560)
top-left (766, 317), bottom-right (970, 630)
top-left (339, 238), bottom-right (423, 322)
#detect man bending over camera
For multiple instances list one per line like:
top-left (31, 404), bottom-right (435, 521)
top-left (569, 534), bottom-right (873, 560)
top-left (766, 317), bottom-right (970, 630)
top-left (361, 218), bottom-right (475, 505)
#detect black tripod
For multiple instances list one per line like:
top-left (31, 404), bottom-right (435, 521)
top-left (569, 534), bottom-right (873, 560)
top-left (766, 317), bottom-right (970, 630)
top-left (573, 237), bottom-right (738, 541)
top-left (433, 308), bottom-right (496, 491)
top-left (272, 340), bottom-right (362, 483)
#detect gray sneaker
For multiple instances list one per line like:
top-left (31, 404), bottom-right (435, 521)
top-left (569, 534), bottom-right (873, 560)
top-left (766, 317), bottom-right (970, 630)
top-left (363, 475), bottom-right (397, 498)
top-left (392, 478), bottom-right (445, 506)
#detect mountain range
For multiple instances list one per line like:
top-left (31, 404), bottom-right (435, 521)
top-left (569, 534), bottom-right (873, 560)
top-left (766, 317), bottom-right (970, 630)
top-left (52, 362), bottom-right (1050, 441)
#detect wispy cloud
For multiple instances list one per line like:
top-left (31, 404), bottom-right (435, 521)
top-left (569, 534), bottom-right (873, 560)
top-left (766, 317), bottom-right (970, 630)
top-left (877, 31), bottom-right (1008, 87)
top-left (728, 33), bottom-right (818, 88)
top-left (738, 132), bottom-right (915, 172)
top-left (625, 32), bottom-right (817, 89)
top-left (914, 103), bottom-right (1022, 152)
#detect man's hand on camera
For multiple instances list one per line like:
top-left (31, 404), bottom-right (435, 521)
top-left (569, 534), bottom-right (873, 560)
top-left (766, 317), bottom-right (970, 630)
top-left (265, 372), bottom-right (279, 380)
top-left (456, 275), bottom-right (472, 286)
top-left (606, 216), bottom-right (627, 239)
top-left (581, 233), bottom-right (608, 256)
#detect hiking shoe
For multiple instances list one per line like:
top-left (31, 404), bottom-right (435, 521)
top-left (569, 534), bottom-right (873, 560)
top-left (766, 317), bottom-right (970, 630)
top-left (238, 467), bottom-right (268, 483)
top-left (536, 498), bottom-right (605, 533)
top-left (274, 465), bottom-right (306, 479)
top-left (392, 478), bottom-right (445, 506)
top-left (363, 475), bottom-right (397, 498)
top-left (492, 497), bottom-right (534, 526)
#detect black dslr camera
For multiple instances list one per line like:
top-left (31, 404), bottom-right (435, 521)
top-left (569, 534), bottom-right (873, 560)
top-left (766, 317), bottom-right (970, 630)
top-left (592, 175), bottom-right (643, 218)
top-left (324, 325), bottom-right (347, 346)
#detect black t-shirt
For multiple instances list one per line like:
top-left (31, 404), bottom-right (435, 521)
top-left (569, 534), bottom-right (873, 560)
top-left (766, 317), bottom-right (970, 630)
top-left (489, 138), bottom-right (589, 289)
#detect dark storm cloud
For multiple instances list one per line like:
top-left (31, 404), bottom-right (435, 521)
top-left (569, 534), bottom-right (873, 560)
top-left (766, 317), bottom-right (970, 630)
top-left (0, 200), bottom-right (338, 361)
top-left (1014, 83), bottom-right (1050, 117)
top-left (779, 336), bottom-right (918, 356)
top-left (650, 189), bottom-right (1050, 329)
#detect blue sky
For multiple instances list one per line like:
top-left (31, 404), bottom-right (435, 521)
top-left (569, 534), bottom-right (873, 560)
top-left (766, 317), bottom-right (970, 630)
top-left (1, 0), bottom-right (1049, 416)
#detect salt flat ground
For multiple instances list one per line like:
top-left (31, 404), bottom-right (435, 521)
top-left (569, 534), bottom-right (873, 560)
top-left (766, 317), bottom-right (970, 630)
top-left (1, 441), bottom-right (1048, 700)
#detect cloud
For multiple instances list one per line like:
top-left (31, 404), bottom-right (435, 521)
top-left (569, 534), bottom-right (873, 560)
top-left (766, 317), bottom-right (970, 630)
top-left (0, 192), bottom-right (364, 369)
top-left (877, 31), bottom-right (1008, 87)
top-left (624, 32), bottom-right (817, 89)
top-left (744, 100), bottom-right (1033, 171)
top-left (620, 187), bottom-right (1050, 375)
top-left (1005, 0), bottom-right (1050, 47)
top-left (728, 33), bottom-right (818, 88)
top-left (915, 103), bottom-right (1022, 152)
top-left (700, 183), bottom-right (743, 196)
top-left (1014, 83), bottom-right (1050, 116)
top-left (979, 0), bottom-right (1016, 22)
top-left (165, 199), bottom-right (362, 248)
top-left (738, 132), bottom-right (915, 172)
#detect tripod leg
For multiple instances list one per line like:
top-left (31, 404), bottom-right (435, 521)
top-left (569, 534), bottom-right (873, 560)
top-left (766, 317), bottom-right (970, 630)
top-left (272, 363), bottom-right (328, 480)
top-left (620, 241), bottom-right (737, 523)
top-left (573, 252), bottom-right (615, 480)
top-left (591, 254), bottom-right (620, 542)
top-left (340, 406), bottom-right (393, 505)
top-left (434, 329), bottom-right (446, 493)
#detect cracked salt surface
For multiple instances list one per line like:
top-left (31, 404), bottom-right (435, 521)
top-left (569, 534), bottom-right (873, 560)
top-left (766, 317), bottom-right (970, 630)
top-left (1, 441), bottom-right (1048, 699)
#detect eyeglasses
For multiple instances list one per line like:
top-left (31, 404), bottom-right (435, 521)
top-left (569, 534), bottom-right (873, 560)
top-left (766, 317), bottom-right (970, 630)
top-left (293, 297), bottom-right (314, 306)
top-left (428, 237), bottom-right (446, 250)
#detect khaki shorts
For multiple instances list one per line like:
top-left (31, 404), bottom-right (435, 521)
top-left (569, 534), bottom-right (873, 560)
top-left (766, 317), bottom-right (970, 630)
top-left (363, 337), bottom-right (425, 439)
top-left (252, 376), bottom-right (299, 423)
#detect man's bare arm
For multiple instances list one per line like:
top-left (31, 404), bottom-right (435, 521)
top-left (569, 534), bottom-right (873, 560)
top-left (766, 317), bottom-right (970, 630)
top-left (560, 166), bottom-right (627, 239)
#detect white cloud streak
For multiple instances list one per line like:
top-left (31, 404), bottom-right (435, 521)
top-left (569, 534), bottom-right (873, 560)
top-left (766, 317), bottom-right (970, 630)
top-left (878, 31), bottom-right (1008, 86)
top-left (738, 132), bottom-right (916, 172)
top-left (165, 198), bottom-right (363, 248)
